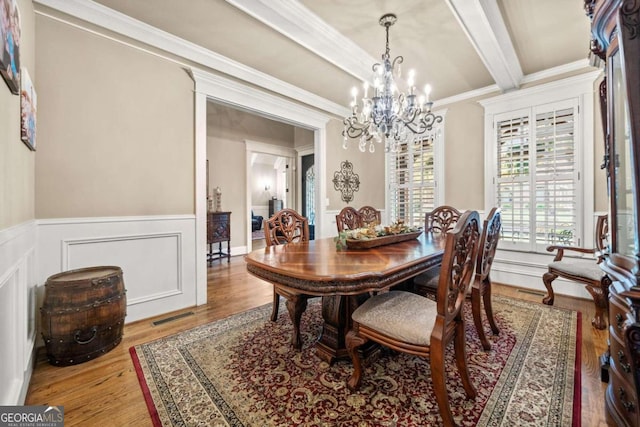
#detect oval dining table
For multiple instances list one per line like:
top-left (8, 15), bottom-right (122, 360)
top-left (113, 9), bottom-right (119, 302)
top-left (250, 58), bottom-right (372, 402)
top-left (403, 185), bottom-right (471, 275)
top-left (244, 232), bottom-right (446, 363)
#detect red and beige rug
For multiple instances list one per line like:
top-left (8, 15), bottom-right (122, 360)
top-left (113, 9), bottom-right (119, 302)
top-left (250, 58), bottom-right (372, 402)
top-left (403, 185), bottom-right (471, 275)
top-left (130, 295), bottom-right (581, 426)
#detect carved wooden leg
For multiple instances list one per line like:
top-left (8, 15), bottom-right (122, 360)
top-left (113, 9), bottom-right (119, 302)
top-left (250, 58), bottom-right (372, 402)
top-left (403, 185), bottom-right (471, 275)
top-left (542, 271), bottom-right (557, 305)
top-left (471, 286), bottom-right (491, 351)
top-left (285, 294), bottom-right (308, 349)
top-left (454, 318), bottom-right (477, 399)
top-left (346, 328), bottom-right (367, 390)
top-left (270, 289), bottom-right (280, 322)
top-left (430, 333), bottom-right (457, 427)
top-left (585, 283), bottom-right (609, 330)
top-left (483, 277), bottom-right (500, 336)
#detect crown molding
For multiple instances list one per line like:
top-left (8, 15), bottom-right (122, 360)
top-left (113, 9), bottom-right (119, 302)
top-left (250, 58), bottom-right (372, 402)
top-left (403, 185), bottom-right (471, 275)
top-left (33, 0), bottom-right (350, 117)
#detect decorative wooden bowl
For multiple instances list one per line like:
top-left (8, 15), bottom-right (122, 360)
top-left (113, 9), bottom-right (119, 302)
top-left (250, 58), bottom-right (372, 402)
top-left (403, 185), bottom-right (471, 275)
top-left (345, 231), bottom-right (423, 249)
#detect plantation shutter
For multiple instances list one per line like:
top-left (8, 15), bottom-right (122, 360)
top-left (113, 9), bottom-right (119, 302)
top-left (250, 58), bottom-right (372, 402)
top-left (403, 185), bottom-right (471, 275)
top-left (388, 131), bottom-right (438, 227)
top-left (494, 100), bottom-right (580, 251)
top-left (534, 104), bottom-right (579, 248)
top-left (496, 114), bottom-right (531, 247)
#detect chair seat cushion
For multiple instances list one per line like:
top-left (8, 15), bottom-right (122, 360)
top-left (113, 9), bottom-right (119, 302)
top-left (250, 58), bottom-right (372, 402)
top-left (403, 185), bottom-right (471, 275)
top-left (548, 258), bottom-right (605, 281)
top-left (352, 291), bottom-right (437, 346)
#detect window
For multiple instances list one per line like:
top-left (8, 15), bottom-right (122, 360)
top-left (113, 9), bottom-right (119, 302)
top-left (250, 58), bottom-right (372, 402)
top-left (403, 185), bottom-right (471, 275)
top-left (495, 101), bottom-right (580, 251)
top-left (482, 73), bottom-right (598, 253)
top-left (387, 121), bottom-right (445, 227)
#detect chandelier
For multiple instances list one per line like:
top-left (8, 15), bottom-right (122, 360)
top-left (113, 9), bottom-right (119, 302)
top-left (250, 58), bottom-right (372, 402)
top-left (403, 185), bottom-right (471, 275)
top-left (342, 13), bottom-right (442, 153)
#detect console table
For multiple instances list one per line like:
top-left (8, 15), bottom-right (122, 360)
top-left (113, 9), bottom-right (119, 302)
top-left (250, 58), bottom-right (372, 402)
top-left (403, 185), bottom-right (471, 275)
top-left (207, 211), bottom-right (231, 263)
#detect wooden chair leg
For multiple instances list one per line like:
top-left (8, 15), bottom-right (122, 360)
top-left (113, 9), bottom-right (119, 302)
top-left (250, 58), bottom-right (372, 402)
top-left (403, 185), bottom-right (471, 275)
top-left (453, 319), bottom-right (477, 399)
top-left (430, 335), bottom-right (457, 427)
top-left (483, 278), bottom-right (500, 335)
top-left (285, 294), bottom-right (307, 349)
top-left (542, 271), bottom-right (557, 305)
top-left (346, 329), bottom-right (367, 390)
top-left (471, 287), bottom-right (491, 351)
top-left (270, 289), bottom-right (280, 322)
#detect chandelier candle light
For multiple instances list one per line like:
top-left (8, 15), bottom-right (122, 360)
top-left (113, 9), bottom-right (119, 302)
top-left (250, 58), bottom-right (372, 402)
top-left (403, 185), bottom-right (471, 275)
top-left (343, 13), bottom-right (442, 153)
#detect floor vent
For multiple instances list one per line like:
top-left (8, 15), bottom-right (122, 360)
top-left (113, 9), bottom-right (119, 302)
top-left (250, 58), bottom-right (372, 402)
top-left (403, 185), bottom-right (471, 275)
top-left (516, 289), bottom-right (546, 297)
top-left (152, 311), bottom-right (195, 326)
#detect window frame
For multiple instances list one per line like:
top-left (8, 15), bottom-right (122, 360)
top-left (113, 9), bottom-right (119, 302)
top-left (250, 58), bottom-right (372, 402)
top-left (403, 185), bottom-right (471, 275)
top-left (385, 111), bottom-right (446, 227)
top-left (481, 72), bottom-right (600, 253)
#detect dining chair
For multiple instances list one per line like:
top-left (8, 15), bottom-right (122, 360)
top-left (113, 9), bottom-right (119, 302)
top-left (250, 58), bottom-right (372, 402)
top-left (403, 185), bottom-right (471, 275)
top-left (263, 208), bottom-right (314, 349)
top-left (542, 214), bottom-right (610, 329)
top-left (471, 207), bottom-right (502, 350)
top-left (346, 210), bottom-right (481, 427)
top-left (336, 206), bottom-right (362, 233)
top-left (357, 205), bottom-right (381, 227)
top-left (412, 205), bottom-right (462, 297)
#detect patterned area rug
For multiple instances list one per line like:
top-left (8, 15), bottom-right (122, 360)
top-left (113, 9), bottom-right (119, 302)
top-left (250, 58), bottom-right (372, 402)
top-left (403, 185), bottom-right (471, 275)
top-left (130, 295), bottom-right (581, 426)
top-left (251, 230), bottom-right (264, 240)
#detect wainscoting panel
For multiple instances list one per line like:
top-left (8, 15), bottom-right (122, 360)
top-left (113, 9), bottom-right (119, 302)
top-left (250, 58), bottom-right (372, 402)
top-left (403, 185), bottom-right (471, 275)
top-left (0, 221), bottom-right (37, 405)
top-left (37, 216), bottom-right (197, 323)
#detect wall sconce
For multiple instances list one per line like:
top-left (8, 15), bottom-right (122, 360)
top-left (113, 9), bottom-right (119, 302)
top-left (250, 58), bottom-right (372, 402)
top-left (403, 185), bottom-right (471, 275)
top-left (264, 183), bottom-right (271, 191)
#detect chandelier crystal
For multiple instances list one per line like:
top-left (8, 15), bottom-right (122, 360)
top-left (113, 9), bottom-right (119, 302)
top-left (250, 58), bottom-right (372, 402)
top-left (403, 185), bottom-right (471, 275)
top-left (342, 13), bottom-right (442, 153)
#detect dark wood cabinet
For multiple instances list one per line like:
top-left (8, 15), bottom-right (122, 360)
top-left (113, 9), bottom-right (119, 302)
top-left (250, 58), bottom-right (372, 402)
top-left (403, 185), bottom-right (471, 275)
top-left (587, 1), bottom-right (640, 425)
top-left (268, 199), bottom-right (283, 218)
top-left (207, 211), bottom-right (231, 263)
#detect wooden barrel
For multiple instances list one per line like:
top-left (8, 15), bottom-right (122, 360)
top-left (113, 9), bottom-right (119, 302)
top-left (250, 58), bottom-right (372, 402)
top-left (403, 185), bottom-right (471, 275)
top-left (40, 266), bottom-right (126, 366)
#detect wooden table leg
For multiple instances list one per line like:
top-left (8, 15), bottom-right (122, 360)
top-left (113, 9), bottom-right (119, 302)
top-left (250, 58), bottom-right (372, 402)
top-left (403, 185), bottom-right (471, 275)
top-left (315, 294), bottom-right (371, 364)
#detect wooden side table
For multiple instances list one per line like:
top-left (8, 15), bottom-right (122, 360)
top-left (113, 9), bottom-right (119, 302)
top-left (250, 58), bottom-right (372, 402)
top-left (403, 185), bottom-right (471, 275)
top-left (207, 211), bottom-right (231, 263)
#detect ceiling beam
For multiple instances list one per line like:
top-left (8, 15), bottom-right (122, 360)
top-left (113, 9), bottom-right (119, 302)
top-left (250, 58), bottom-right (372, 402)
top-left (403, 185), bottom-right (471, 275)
top-left (445, 0), bottom-right (523, 92)
top-left (225, 0), bottom-right (375, 83)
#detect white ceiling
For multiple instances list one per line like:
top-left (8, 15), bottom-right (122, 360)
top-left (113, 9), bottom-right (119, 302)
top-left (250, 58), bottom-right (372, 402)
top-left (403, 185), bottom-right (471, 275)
top-left (46, 0), bottom-right (595, 113)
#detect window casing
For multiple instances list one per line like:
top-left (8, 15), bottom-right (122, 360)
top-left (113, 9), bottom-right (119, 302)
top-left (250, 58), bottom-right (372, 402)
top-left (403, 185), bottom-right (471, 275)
top-left (481, 73), bottom-right (598, 254)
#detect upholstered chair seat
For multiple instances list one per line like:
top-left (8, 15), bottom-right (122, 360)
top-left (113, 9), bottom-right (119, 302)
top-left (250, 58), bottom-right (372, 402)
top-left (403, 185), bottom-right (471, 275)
top-left (547, 259), bottom-right (605, 281)
top-left (352, 291), bottom-right (437, 345)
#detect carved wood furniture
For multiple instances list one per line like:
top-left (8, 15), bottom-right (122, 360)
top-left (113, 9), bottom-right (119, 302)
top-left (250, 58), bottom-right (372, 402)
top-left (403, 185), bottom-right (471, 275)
top-left (425, 205), bottom-right (462, 233)
top-left (472, 207), bottom-right (502, 351)
top-left (542, 214), bottom-right (610, 329)
top-left (335, 206), bottom-right (382, 232)
top-left (263, 209), bottom-right (313, 349)
top-left (268, 199), bottom-right (283, 217)
top-left (345, 210), bottom-right (481, 427)
top-left (357, 205), bottom-right (381, 227)
top-left (587, 0), bottom-right (640, 424)
top-left (335, 207), bottom-right (360, 232)
top-left (245, 234), bottom-right (446, 363)
top-left (207, 211), bottom-right (231, 263)
top-left (412, 205), bottom-right (462, 296)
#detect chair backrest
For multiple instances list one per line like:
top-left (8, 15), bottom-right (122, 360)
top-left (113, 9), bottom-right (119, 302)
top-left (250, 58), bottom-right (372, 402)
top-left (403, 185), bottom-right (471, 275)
top-left (264, 209), bottom-right (310, 246)
top-left (336, 207), bottom-right (362, 233)
top-left (476, 207), bottom-right (501, 282)
top-left (358, 206), bottom-right (381, 227)
top-left (436, 210), bottom-right (481, 322)
top-left (425, 205), bottom-right (462, 233)
top-left (594, 214), bottom-right (609, 254)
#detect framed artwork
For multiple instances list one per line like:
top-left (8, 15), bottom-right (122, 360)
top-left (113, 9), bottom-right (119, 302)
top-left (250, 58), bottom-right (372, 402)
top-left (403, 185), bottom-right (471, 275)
top-left (0, 0), bottom-right (20, 95)
top-left (20, 67), bottom-right (36, 150)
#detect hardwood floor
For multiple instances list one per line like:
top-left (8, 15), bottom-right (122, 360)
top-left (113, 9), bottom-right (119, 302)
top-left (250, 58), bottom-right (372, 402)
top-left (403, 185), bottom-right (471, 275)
top-left (25, 255), bottom-right (611, 426)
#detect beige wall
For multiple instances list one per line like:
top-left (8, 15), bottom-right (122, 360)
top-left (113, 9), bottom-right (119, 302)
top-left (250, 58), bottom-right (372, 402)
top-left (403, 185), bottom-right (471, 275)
top-left (0, 0), bottom-right (35, 230)
top-left (34, 15), bottom-right (194, 219)
top-left (441, 101), bottom-right (486, 210)
top-left (325, 117), bottom-right (385, 210)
